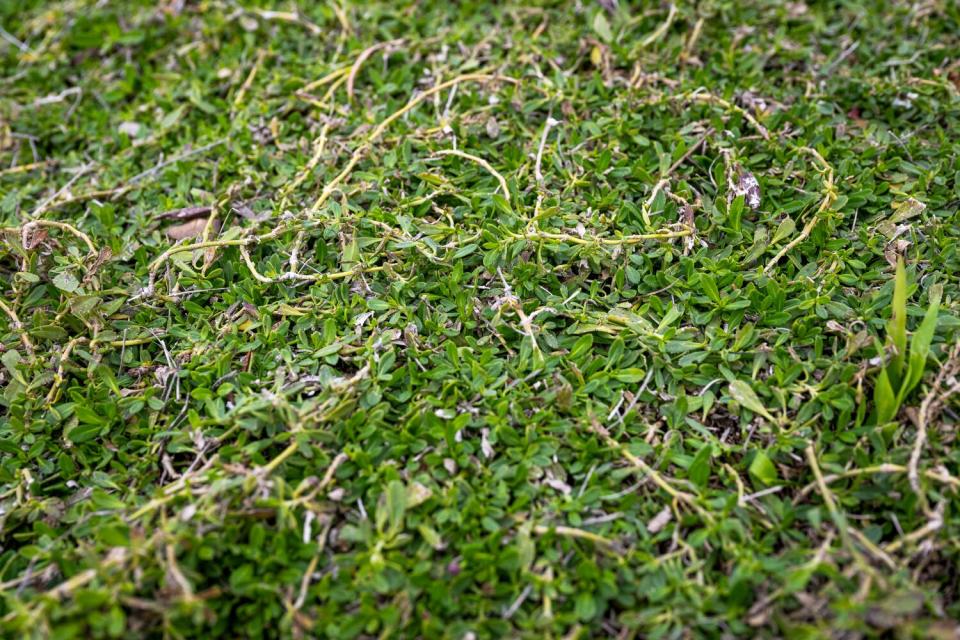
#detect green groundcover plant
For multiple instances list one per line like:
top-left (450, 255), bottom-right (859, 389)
top-left (1, 1), bottom-right (959, 638)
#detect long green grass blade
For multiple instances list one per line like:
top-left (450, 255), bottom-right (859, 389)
top-left (903, 283), bottom-right (942, 397)
top-left (887, 256), bottom-right (908, 387)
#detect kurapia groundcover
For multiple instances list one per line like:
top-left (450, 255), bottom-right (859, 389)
top-left (1, 1), bottom-right (960, 638)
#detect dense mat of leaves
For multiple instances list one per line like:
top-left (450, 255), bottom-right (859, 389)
top-left (2, 1), bottom-right (960, 637)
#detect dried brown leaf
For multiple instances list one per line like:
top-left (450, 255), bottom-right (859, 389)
top-left (21, 226), bottom-right (48, 250)
top-left (166, 218), bottom-right (218, 241)
top-left (156, 205), bottom-right (212, 221)
top-left (83, 247), bottom-right (113, 283)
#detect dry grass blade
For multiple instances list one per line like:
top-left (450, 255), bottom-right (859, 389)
top-left (346, 39), bottom-right (404, 101)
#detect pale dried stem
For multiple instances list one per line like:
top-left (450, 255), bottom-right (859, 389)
top-left (764, 146), bottom-right (837, 274)
top-left (434, 149), bottom-right (510, 201)
top-left (310, 73), bottom-right (518, 213)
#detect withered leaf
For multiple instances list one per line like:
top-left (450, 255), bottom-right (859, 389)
top-left (166, 218), bottom-right (219, 241)
top-left (735, 171), bottom-right (762, 210)
top-left (875, 197), bottom-right (925, 239)
top-left (156, 205), bottom-right (212, 221)
top-left (21, 226), bottom-right (48, 250)
top-left (83, 247), bottom-right (113, 283)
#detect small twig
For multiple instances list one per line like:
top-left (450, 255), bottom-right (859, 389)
top-left (763, 146), bottom-right (836, 274)
top-left (4, 548), bottom-right (127, 624)
top-left (32, 87), bottom-right (82, 108)
top-left (534, 116), bottom-right (561, 185)
top-left (28, 164), bottom-right (93, 218)
top-left (640, 178), bottom-right (669, 228)
top-left (310, 72), bottom-right (518, 213)
top-left (126, 455), bottom-right (219, 522)
top-left (590, 420), bottom-right (714, 523)
top-left (247, 8), bottom-right (322, 35)
top-left (741, 485), bottom-right (784, 504)
top-left (11, 219), bottom-right (98, 255)
top-left (685, 90), bottom-right (770, 140)
top-left (662, 128), bottom-right (713, 178)
top-left (883, 503), bottom-right (944, 554)
top-left (746, 531), bottom-right (835, 622)
top-left (0, 25), bottom-right (31, 53)
top-left (532, 524), bottom-right (615, 547)
top-left (682, 17), bottom-right (705, 61)
top-left (502, 584), bottom-right (533, 619)
top-left (259, 440), bottom-right (300, 477)
top-left (496, 270), bottom-right (554, 356)
top-left (234, 50), bottom-right (268, 108)
top-left (805, 444), bottom-right (844, 524)
top-left (637, 3), bottom-right (677, 49)
top-left (280, 125), bottom-right (330, 200)
top-left (144, 217), bottom-right (392, 294)
top-left (346, 39), bottom-right (404, 100)
top-left (0, 159), bottom-right (54, 176)
top-left (0, 564), bottom-right (40, 591)
top-left (908, 342), bottom-right (960, 513)
top-left (510, 226), bottom-right (693, 246)
top-left (238, 243), bottom-right (386, 285)
top-left (45, 142), bottom-right (224, 217)
top-left (164, 535), bottom-right (194, 600)
top-left (105, 335), bottom-right (158, 348)
top-left (292, 553), bottom-right (320, 613)
top-left (795, 462), bottom-right (960, 502)
top-left (286, 230), bottom-right (305, 276)
top-left (821, 41), bottom-right (860, 78)
top-left (328, 1), bottom-right (353, 36)
top-left (46, 337), bottom-right (86, 404)
top-left (298, 65), bottom-right (350, 96)
top-left (0, 296), bottom-right (35, 356)
top-left (200, 201), bottom-right (220, 245)
top-left (580, 512), bottom-right (623, 526)
top-left (239, 243), bottom-right (274, 284)
top-left (434, 149), bottom-right (510, 201)
top-left (847, 527), bottom-right (897, 571)
top-left (28, 186), bottom-right (129, 214)
top-left (126, 139), bottom-right (227, 185)
top-left (44, 569), bottom-right (97, 599)
top-left (318, 452), bottom-right (349, 493)
top-left (149, 238), bottom-right (250, 273)
top-left (805, 444), bottom-right (876, 575)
